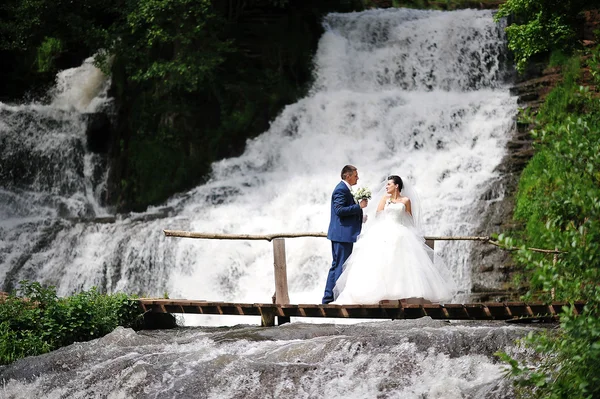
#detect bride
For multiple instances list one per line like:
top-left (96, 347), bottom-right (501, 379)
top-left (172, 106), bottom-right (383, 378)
top-left (332, 175), bottom-right (456, 304)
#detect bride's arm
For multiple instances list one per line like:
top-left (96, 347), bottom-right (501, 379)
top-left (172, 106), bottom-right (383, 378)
top-left (404, 198), bottom-right (412, 216)
top-left (376, 195), bottom-right (387, 213)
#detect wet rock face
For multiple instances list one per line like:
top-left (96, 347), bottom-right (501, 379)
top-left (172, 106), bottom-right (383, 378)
top-left (83, 112), bottom-right (112, 154)
top-left (0, 320), bottom-right (541, 398)
top-left (467, 10), bottom-right (600, 298)
top-left (581, 10), bottom-right (600, 42)
top-left (467, 63), bottom-right (562, 300)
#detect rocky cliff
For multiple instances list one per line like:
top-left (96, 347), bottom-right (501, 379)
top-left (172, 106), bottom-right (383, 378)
top-left (468, 11), bottom-right (600, 302)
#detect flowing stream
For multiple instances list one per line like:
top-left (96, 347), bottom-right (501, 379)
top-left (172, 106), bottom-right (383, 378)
top-left (0, 320), bottom-right (536, 399)
top-left (0, 8), bottom-right (528, 398)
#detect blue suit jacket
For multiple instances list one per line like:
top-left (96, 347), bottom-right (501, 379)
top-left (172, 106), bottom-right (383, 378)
top-left (327, 181), bottom-right (363, 243)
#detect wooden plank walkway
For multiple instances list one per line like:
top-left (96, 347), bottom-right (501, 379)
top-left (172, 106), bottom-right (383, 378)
top-left (138, 299), bottom-right (586, 326)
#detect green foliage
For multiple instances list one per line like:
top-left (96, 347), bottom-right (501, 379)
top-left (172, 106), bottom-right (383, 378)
top-left (536, 58), bottom-right (584, 122)
top-left (126, 132), bottom-right (210, 208)
top-left (120, 0), bottom-right (232, 94)
top-left (548, 50), bottom-right (570, 68)
top-left (0, 322), bottom-right (51, 365)
top-left (498, 303), bottom-right (600, 399)
top-left (499, 49), bottom-right (600, 398)
top-left (495, 0), bottom-right (590, 73)
top-left (0, 0), bottom-right (123, 97)
top-left (36, 37), bottom-right (63, 73)
top-left (587, 45), bottom-right (600, 84)
top-left (0, 0), bottom-right (119, 56)
top-left (0, 281), bottom-right (143, 365)
top-left (107, 0), bottom-right (343, 210)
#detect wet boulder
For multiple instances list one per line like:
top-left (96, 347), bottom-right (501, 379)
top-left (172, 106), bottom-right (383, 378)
top-left (83, 112), bottom-right (111, 153)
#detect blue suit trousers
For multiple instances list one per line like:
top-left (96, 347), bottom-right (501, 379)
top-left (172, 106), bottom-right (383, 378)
top-left (322, 241), bottom-right (354, 304)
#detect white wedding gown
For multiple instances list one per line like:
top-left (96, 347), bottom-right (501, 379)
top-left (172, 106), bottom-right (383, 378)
top-left (333, 202), bottom-right (456, 304)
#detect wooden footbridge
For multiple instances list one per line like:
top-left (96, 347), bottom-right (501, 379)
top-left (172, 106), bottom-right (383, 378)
top-left (138, 298), bottom-right (585, 327)
top-left (149, 230), bottom-right (574, 327)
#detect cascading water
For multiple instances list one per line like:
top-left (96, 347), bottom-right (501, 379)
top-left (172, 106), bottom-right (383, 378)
top-left (1, 8), bottom-right (532, 397)
top-left (1, 8), bottom-right (516, 313)
top-left (0, 319), bottom-right (535, 398)
top-left (0, 56), bottom-right (112, 286)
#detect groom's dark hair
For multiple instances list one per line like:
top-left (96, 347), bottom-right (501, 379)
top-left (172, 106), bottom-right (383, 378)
top-left (341, 165), bottom-right (357, 179)
top-left (388, 175), bottom-right (403, 190)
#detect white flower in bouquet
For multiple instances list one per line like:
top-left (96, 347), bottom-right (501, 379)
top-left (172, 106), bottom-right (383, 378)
top-left (353, 187), bottom-right (372, 201)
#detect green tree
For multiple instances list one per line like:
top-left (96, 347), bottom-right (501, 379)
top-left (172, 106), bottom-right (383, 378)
top-left (104, 0), bottom-right (233, 209)
top-left (117, 0), bottom-right (232, 94)
top-left (495, 0), bottom-right (591, 73)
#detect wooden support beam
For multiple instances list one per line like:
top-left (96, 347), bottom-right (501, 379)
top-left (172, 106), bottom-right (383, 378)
top-left (464, 304), bottom-right (493, 319)
top-left (527, 303), bottom-right (551, 316)
top-left (444, 304), bottom-right (470, 319)
top-left (484, 302), bottom-right (511, 319)
top-left (259, 305), bottom-right (276, 327)
top-left (422, 304), bottom-right (448, 319)
top-left (506, 302), bottom-right (533, 318)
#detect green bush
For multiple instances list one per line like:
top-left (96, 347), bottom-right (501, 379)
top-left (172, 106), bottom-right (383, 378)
top-left (36, 37), bottom-right (63, 73)
top-left (0, 322), bottom-right (51, 365)
top-left (0, 281), bottom-right (143, 365)
top-left (498, 48), bottom-right (600, 398)
top-left (494, 0), bottom-right (590, 73)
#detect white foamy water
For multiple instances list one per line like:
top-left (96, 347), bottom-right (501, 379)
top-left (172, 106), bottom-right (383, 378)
top-left (0, 9), bottom-right (516, 327)
top-left (50, 56), bottom-right (113, 113)
top-left (0, 55), bottom-right (112, 220)
top-left (0, 320), bottom-right (532, 399)
top-left (0, 57), bottom-right (112, 284)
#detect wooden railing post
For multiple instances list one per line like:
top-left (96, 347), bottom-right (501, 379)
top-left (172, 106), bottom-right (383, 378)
top-left (551, 246), bottom-right (558, 299)
top-left (273, 238), bottom-right (290, 304)
top-left (273, 238), bottom-right (290, 325)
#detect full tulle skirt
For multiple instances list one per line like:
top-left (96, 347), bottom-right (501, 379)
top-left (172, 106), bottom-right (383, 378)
top-left (333, 218), bottom-right (456, 304)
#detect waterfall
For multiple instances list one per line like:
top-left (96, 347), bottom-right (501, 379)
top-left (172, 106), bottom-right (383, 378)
top-left (0, 56), bottom-right (113, 285)
top-left (0, 9), bottom-right (516, 325)
top-left (0, 8), bottom-right (532, 399)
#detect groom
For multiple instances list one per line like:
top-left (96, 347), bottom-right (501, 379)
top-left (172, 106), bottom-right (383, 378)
top-left (322, 165), bottom-right (368, 304)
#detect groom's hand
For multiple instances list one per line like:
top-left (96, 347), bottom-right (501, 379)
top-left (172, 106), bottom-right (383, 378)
top-left (359, 199), bottom-right (368, 208)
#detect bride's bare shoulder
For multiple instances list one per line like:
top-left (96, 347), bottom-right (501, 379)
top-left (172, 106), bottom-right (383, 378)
top-left (377, 194), bottom-right (389, 211)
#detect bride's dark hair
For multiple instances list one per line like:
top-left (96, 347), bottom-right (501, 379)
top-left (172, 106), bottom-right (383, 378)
top-left (387, 175), bottom-right (403, 191)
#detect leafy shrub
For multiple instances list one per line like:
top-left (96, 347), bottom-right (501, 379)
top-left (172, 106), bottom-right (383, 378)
top-left (36, 37), bottom-right (63, 73)
top-left (499, 48), bottom-right (600, 398)
top-left (0, 281), bottom-right (143, 365)
top-left (495, 0), bottom-right (590, 73)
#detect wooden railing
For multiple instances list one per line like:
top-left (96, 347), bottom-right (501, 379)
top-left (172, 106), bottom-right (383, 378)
top-left (159, 230), bottom-right (568, 326)
top-left (163, 230), bottom-right (559, 306)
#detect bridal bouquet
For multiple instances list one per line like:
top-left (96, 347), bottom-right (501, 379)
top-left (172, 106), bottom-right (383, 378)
top-left (353, 187), bottom-right (372, 201)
